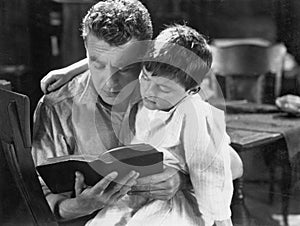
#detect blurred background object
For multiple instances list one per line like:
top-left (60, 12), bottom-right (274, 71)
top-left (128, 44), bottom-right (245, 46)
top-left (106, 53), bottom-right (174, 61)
top-left (211, 43), bottom-right (287, 104)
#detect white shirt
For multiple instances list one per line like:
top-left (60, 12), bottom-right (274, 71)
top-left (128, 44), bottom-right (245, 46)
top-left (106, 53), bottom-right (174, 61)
top-left (132, 94), bottom-right (233, 223)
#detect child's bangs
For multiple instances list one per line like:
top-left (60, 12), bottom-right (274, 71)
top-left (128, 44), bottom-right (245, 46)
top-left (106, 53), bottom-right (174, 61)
top-left (143, 61), bottom-right (182, 76)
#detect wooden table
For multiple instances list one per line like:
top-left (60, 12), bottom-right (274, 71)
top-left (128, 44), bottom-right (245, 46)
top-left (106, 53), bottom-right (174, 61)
top-left (226, 113), bottom-right (295, 226)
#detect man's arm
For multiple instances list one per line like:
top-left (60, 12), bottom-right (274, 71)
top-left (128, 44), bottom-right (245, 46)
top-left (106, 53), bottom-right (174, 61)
top-left (32, 99), bottom-right (139, 220)
top-left (229, 146), bottom-right (243, 180)
top-left (56, 171), bottom-right (139, 219)
top-left (129, 166), bottom-right (183, 200)
top-left (129, 146), bottom-right (243, 200)
top-left (41, 58), bottom-right (88, 94)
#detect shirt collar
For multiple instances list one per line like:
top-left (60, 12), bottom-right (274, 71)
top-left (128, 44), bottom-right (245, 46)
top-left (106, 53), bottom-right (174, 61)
top-left (78, 71), bottom-right (98, 105)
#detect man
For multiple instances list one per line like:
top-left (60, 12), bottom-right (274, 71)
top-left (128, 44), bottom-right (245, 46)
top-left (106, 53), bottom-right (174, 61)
top-left (32, 0), bottom-right (184, 221)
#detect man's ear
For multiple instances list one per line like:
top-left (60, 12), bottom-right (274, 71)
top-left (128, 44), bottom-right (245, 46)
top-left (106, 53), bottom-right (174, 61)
top-left (187, 85), bottom-right (201, 95)
top-left (84, 38), bottom-right (88, 49)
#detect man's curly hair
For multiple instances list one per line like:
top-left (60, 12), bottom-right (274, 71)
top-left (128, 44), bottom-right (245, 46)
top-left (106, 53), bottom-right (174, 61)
top-left (82, 0), bottom-right (153, 46)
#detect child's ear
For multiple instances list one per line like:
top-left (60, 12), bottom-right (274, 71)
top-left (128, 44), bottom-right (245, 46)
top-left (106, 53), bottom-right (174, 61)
top-left (187, 85), bottom-right (201, 95)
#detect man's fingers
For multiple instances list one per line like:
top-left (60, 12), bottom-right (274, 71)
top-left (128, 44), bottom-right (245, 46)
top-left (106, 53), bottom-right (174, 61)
top-left (131, 180), bottom-right (168, 192)
top-left (128, 189), bottom-right (171, 200)
top-left (92, 171), bottom-right (118, 194)
top-left (117, 173), bottom-right (139, 195)
top-left (106, 171), bottom-right (139, 196)
top-left (136, 167), bottom-right (178, 185)
top-left (110, 175), bottom-right (140, 202)
top-left (117, 171), bottom-right (139, 187)
top-left (74, 171), bottom-right (86, 196)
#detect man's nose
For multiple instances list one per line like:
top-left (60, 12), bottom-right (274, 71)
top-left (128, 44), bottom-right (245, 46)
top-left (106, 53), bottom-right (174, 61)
top-left (105, 66), bottom-right (119, 88)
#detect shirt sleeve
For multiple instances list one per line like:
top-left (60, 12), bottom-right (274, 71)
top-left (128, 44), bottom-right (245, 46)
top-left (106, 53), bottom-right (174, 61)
top-left (181, 101), bottom-right (233, 223)
top-left (31, 98), bottom-right (74, 213)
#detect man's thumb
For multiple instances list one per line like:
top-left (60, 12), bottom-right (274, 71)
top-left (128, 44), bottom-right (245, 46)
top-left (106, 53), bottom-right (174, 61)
top-left (75, 171), bottom-right (86, 196)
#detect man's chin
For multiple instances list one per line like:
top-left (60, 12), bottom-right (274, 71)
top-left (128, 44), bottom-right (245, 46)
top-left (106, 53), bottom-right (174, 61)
top-left (100, 94), bottom-right (118, 105)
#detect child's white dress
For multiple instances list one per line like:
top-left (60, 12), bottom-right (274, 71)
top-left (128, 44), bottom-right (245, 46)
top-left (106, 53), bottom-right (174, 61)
top-left (86, 95), bottom-right (233, 226)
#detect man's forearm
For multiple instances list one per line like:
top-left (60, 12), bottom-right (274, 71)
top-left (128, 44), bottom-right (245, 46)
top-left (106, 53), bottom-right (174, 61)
top-left (43, 184), bottom-right (90, 220)
top-left (65, 58), bottom-right (88, 77)
top-left (56, 196), bottom-right (94, 220)
top-left (45, 193), bottom-right (94, 220)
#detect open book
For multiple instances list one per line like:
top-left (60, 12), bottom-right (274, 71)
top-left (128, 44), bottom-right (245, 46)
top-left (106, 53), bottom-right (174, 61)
top-left (36, 143), bottom-right (163, 193)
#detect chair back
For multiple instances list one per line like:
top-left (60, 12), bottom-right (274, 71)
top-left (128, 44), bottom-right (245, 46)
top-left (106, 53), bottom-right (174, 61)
top-left (0, 88), bottom-right (57, 225)
top-left (211, 43), bottom-right (286, 103)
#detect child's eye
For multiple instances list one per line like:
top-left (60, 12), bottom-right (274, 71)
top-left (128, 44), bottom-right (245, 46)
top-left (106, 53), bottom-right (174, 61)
top-left (119, 65), bottom-right (134, 73)
top-left (158, 85), bottom-right (171, 93)
top-left (141, 71), bottom-right (150, 81)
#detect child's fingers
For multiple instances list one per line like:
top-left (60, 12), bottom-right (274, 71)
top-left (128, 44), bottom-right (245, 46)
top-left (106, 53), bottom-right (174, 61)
top-left (47, 78), bottom-right (63, 92)
top-left (41, 74), bottom-right (58, 93)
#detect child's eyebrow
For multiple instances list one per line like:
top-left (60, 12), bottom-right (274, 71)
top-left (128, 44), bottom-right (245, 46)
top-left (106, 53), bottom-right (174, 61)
top-left (142, 67), bottom-right (152, 76)
top-left (156, 81), bottom-right (171, 87)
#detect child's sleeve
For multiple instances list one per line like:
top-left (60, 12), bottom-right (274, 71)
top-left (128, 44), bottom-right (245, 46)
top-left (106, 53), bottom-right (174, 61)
top-left (181, 102), bottom-right (233, 224)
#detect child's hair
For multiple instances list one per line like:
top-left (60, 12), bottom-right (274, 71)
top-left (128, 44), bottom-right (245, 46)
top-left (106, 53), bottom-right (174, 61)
top-left (81, 0), bottom-right (153, 46)
top-left (143, 24), bottom-right (212, 91)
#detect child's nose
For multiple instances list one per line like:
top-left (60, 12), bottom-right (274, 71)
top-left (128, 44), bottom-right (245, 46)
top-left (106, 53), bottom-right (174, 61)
top-left (145, 83), bottom-right (157, 97)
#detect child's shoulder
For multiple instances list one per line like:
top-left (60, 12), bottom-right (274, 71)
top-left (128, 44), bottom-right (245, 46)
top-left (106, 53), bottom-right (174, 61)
top-left (176, 95), bottom-right (225, 118)
top-left (177, 95), bottom-right (210, 112)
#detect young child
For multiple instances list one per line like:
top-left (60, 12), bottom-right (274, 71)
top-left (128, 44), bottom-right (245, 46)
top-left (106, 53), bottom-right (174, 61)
top-left (42, 25), bottom-right (235, 226)
top-left (86, 24), bottom-right (232, 226)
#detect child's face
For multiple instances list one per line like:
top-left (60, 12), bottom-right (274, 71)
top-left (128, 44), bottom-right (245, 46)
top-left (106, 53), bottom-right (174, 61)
top-left (139, 66), bottom-right (187, 110)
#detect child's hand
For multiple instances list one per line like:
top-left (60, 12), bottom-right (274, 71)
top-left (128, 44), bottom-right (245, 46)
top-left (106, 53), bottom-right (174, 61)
top-left (40, 68), bottom-right (73, 94)
top-left (41, 58), bottom-right (88, 94)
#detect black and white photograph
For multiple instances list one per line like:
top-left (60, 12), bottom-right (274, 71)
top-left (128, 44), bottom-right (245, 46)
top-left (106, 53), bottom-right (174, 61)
top-left (1, 0), bottom-right (300, 225)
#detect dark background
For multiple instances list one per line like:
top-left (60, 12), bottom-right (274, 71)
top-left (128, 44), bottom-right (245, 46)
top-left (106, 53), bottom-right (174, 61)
top-left (0, 0), bottom-right (299, 113)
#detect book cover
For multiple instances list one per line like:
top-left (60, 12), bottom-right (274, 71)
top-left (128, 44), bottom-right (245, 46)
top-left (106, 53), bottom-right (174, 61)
top-left (36, 143), bottom-right (163, 193)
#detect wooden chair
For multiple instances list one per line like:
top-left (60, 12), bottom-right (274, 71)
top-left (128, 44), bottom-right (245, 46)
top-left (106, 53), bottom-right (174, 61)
top-left (0, 88), bottom-right (99, 225)
top-left (0, 88), bottom-right (58, 225)
top-left (211, 43), bottom-right (287, 104)
top-left (211, 44), bottom-right (291, 225)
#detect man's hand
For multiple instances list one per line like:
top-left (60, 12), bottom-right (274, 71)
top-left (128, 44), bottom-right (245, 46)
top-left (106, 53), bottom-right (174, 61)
top-left (128, 166), bottom-right (190, 200)
top-left (58, 171), bottom-right (139, 219)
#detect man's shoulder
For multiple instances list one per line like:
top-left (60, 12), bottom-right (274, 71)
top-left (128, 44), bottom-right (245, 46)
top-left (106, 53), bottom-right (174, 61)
top-left (41, 71), bottom-right (90, 107)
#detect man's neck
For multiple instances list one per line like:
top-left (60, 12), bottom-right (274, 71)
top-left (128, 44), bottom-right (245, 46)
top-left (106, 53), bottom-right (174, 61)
top-left (97, 95), bottom-right (131, 113)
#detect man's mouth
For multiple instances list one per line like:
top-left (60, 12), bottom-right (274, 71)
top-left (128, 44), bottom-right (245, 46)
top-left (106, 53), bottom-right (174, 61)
top-left (102, 89), bottom-right (121, 97)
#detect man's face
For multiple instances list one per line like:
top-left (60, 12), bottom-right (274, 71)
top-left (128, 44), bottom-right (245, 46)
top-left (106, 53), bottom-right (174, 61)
top-left (86, 34), bottom-right (141, 105)
top-left (139, 66), bottom-right (187, 110)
